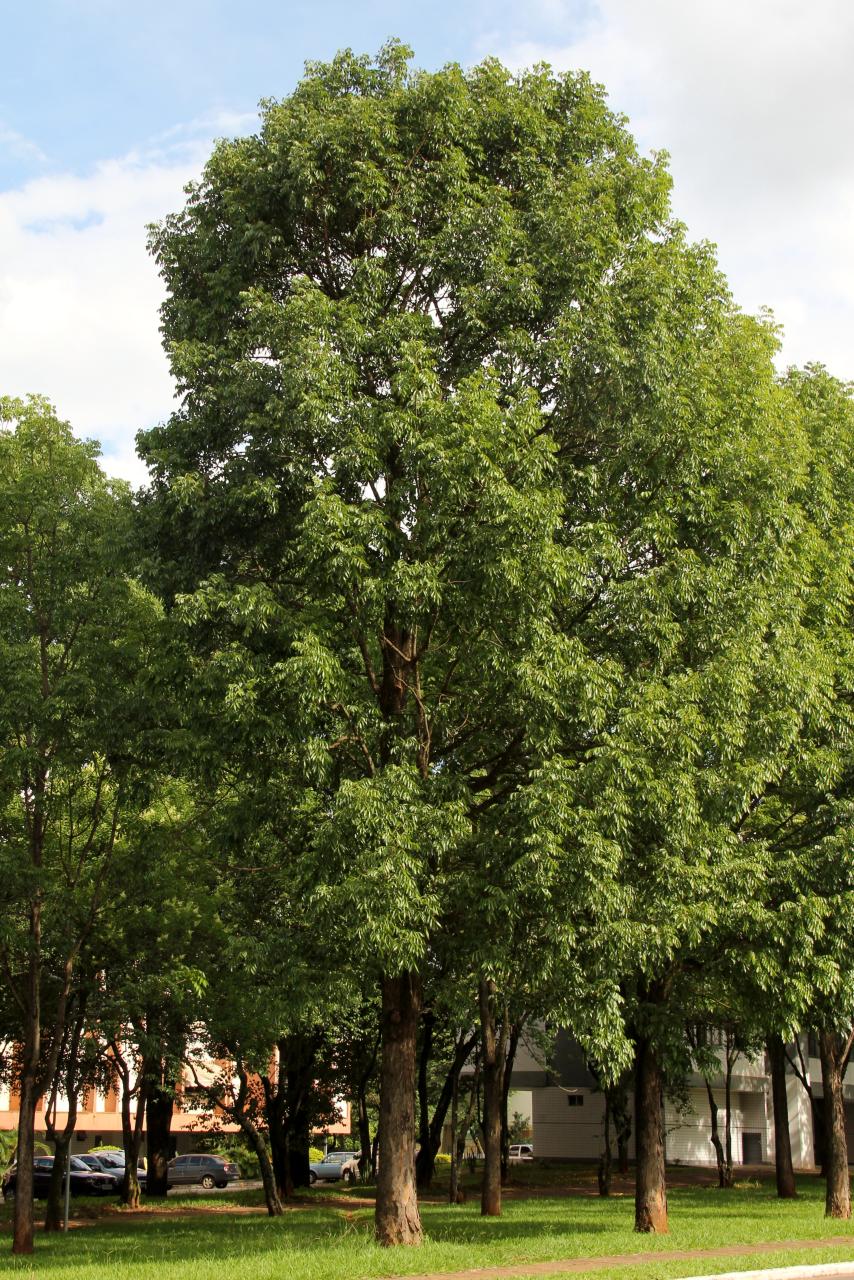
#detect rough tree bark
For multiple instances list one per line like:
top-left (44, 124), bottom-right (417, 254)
top-left (767, 1034), bottom-right (797, 1199)
top-left (819, 1029), bottom-right (852, 1220)
top-left (375, 971), bottom-right (423, 1246)
top-left (146, 1076), bottom-right (174, 1198)
top-left (479, 978), bottom-right (507, 1218)
top-left (634, 1032), bottom-right (668, 1233)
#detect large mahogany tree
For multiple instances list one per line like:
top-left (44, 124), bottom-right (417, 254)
top-left (138, 44), bottom-right (810, 1244)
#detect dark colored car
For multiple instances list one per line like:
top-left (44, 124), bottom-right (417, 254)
top-left (166, 1154), bottom-right (239, 1190)
top-left (83, 1151), bottom-right (147, 1188)
top-left (2, 1155), bottom-right (117, 1200)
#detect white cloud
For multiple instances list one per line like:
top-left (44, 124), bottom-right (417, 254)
top-left (0, 112), bottom-right (255, 486)
top-left (488, 0), bottom-right (854, 379)
top-left (0, 122), bottom-right (48, 165)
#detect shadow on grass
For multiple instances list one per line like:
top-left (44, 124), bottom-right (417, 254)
top-left (0, 1175), bottom-right (845, 1276)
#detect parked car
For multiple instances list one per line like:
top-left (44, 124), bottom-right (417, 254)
top-left (508, 1143), bottom-right (534, 1163)
top-left (84, 1151), bottom-right (147, 1188)
top-left (166, 1154), bottom-right (239, 1190)
top-left (2, 1155), bottom-right (117, 1200)
top-left (309, 1151), bottom-right (361, 1184)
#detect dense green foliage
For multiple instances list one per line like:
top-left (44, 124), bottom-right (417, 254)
top-left (2, 40), bottom-right (854, 1258)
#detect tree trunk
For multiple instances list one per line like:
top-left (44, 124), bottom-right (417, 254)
top-left (634, 1033), bottom-right (668, 1233)
top-left (287, 1127), bottom-right (311, 1191)
top-left (612, 1076), bottom-right (632, 1177)
top-left (598, 1092), bottom-right (612, 1197)
top-left (44, 1134), bottom-right (71, 1231)
top-left (819, 1030), bottom-right (851, 1219)
top-left (767, 1035), bottom-right (797, 1198)
top-left (357, 1083), bottom-right (372, 1182)
top-left (414, 1028), bottom-right (478, 1191)
top-left (375, 970), bottom-right (422, 1246)
top-left (704, 1080), bottom-right (726, 1188)
top-left (145, 1082), bottom-right (174, 1198)
top-left (119, 1072), bottom-right (147, 1209)
top-left (479, 978), bottom-right (504, 1218)
top-left (500, 1021), bottom-right (521, 1186)
top-left (415, 1009), bottom-right (435, 1191)
top-left (239, 1116), bottom-right (282, 1215)
top-left (449, 1057), bottom-right (460, 1205)
top-left (723, 1042), bottom-right (734, 1187)
top-left (356, 1034), bottom-right (379, 1182)
top-left (12, 1074), bottom-right (38, 1254)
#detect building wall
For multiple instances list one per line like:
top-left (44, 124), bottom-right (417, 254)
top-left (515, 1035), bottom-right (840, 1170)
top-left (531, 1086), bottom-right (612, 1160)
top-left (664, 1086), bottom-right (769, 1166)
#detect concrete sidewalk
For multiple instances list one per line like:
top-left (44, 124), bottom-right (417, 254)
top-left (386, 1237), bottom-right (854, 1280)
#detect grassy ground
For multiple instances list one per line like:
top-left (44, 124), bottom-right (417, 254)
top-left (0, 1169), bottom-right (852, 1280)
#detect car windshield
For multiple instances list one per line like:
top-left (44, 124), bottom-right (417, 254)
top-left (324, 1152), bottom-right (352, 1161)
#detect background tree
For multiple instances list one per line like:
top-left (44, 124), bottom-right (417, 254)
top-left (0, 396), bottom-right (162, 1254)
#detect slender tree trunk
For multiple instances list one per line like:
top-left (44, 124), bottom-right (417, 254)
top-left (375, 970), bottom-right (422, 1246)
top-left (415, 1009), bottom-right (435, 1191)
top-left (634, 1033), bottom-right (668, 1234)
top-left (449, 1058), bottom-right (460, 1205)
top-left (119, 1073), bottom-right (147, 1209)
top-left (44, 1003), bottom-right (87, 1230)
top-left (13, 1074), bottom-right (38, 1254)
top-left (612, 1077), bottom-right (632, 1177)
top-left (723, 1047), bottom-right (734, 1187)
top-left (703, 1080), bottom-right (726, 1188)
top-left (44, 1134), bottom-right (71, 1232)
top-left (598, 1092), bottom-right (612, 1197)
top-left (357, 1034), bottom-right (379, 1182)
top-left (12, 884), bottom-right (43, 1257)
top-left (767, 1035), bottom-right (797, 1198)
top-left (145, 1081), bottom-right (174, 1198)
top-left (479, 979), bottom-right (505, 1217)
top-left (239, 1116), bottom-right (283, 1215)
top-left (811, 1095), bottom-right (827, 1173)
top-left (500, 1021), bottom-right (521, 1186)
top-left (819, 1030), bottom-right (851, 1220)
top-left (357, 1085), bottom-right (372, 1182)
top-left (415, 1028), bottom-right (478, 1191)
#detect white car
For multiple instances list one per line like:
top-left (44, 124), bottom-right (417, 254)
top-left (508, 1143), bottom-right (534, 1163)
top-left (309, 1151), bottom-right (361, 1183)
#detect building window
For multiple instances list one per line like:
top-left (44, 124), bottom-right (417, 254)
top-left (566, 1094), bottom-right (584, 1107)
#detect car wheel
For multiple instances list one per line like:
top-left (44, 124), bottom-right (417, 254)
top-left (200, 1174), bottom-right (216, 1190)
top-left (215, 1181), bottom-right (227, 1189)
top-left (309, 1171), bottom-right (317, 1184)
top-left (342, 1170), bottom-right (353, 1184)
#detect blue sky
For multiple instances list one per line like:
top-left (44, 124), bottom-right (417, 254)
top-left (1, 0), bottom-right (600, 187)
top-left (1, 0), bottom-right (852, 481)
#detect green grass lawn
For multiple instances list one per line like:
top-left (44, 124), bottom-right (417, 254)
top-left (0, 1173), bottom-right (852, 1280)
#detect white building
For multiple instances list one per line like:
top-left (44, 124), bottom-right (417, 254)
top-left (510, 1030), bottom-right (854, 1168)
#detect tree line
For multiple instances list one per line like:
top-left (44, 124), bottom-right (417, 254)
top-left (1, 41), bottom-right (853, 1257)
